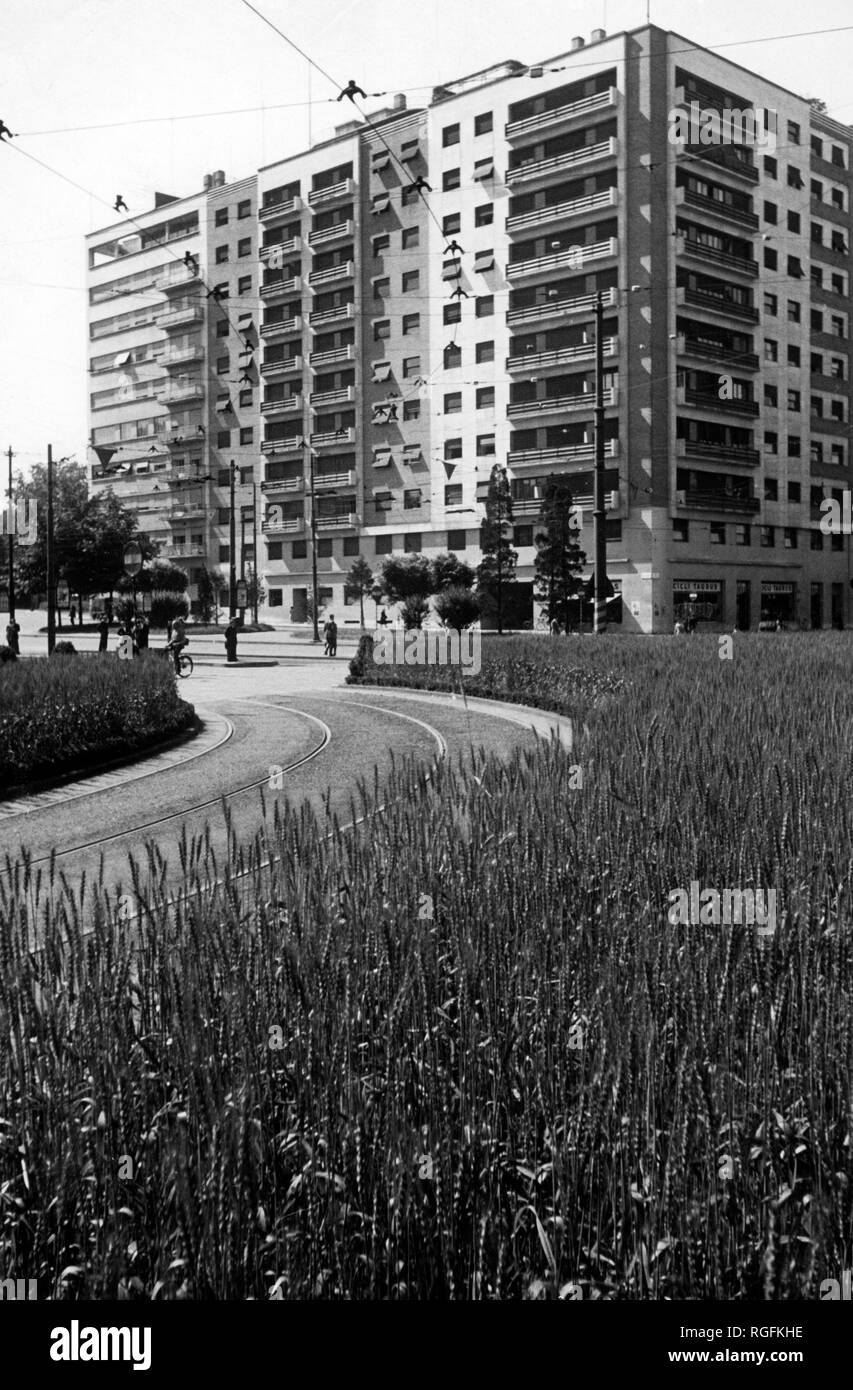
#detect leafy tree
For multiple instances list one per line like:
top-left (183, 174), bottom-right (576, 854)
top-left (150, 591), bottom-right (190, 629)
top-left (476, 464), bottom-right (517, 634)
top-left (378, 554), bottom-right (433, 606)
top-left (533, 475), bottom-right (586, 632)
top-left (118, 559), bottom-right (189, 597)
top-left (401, 594), bottom-right (430, 630)
top-left (196, 566), bottom-right (221, 624)
top-left (431, 552), bottom-right (475, 593)
top-left (344, 556), bottom-right (375, 628)
top-left (434, 584), bottom-right (481, 632)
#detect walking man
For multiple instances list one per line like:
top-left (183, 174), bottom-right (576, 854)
top-left (224, 616), bottom-right (239, 664)
top-left (69, 604), bottom-right (77, 628)
top-left (324, 614), bottom-right (338, 657)
top-left (98, 614), bottom-right (109, 653)
top-left (5, 618), bottom-right (20, 655)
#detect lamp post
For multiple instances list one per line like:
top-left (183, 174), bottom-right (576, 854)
top-left (229, 460), bottom-right (237, 618)
top-left (305, 440), bottom-right (320, 642)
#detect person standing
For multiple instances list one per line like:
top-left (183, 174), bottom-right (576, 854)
top-left (69, 604), bottom-right (77, 628)
top-left (134, 614), bottom-right (149, 651)
top-left (98, 614), bottom-right (109, 653)
top-left (224, 616), bottom-right (239, 664)
top-left (326, 615), bottom-right (338, 657)
top-left (5, 618), bottom-right (20, 655)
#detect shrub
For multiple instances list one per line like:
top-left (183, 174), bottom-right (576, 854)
top-left (0, 644), bottom-right (17, 663)
top-left (346, 632), bottom-right (375, 683)
top-left (434, 584), bottom-right (481, 632)
top-left (401, 594), bottom-right (430, 630)
top-left (52, 640), bottom-right (77, 656)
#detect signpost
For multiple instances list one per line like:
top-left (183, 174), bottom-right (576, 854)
top-left (123, 542), bottom-right (143, 617)
top-left (235, 580), bottom-right (248, 610)
top-left (56, 579), bottom-right (69, 609)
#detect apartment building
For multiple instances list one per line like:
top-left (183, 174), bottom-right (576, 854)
top-left (87, 23), bottom-right (853, 631)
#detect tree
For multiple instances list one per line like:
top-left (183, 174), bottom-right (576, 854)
top-left (401, 594), bottom-right (430, 630)
top-left (150, 591), bottom-right (190, 629)
top-left (533, 474), bottom-right (586, 632)
top-left (244, 565), bottom-right (265, 621)
top-left (809, 97), bottom-right (828, 113)
top-left (476, 464), bottom-right (517, 634)
top-left (434, 584), bottom-right (480, 632)
top-left (344, 556), bottom-right (375, 628)
top-left (430, 552), bottom-right (475, 593)
top-left (196, 566), bottom-right (221, 624)
top-left (378, 554), bottom-right (433, 607)
top-left (118, 559), bottom-right (189, 597)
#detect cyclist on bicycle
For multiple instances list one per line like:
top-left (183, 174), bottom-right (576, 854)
top-left (167, 615), bottom-right (189, 673)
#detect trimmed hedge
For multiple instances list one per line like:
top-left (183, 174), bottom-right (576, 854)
top-left (0, 651), bottom-right (195, 790)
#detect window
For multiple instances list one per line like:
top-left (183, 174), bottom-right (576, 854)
top-left (371, 193), bottom-right (390, 215)
top-left (374, 319), bottom-right (390, 341)
top-left (810, 530), bottom-right (824, 551)
top-left (812, 351), bottom-right (823, 374)
top-left (764, 339), bottom-right (778, 362)
top-left (787, 481), bottom-right (801, 502)
top-left (444, 302), bottom-right (461, 324)
top-left (764, 383), bottom-right (778, 406)
top-left (832, 315), bottom-right (845, 336)
top-left (513, 524), bottom-right (534, 546)
top-left (239, 389), bottom-right (253, 408)
top-left (787, 210), bottom-right (800, 234)
top-left (788, 434), bottom-right (801, 456)
top-left (240, 426), bottom-right (253, 445)
top-left (402, 312), bottom-right (420, 335)
top-left (443, 168), bottom-right (461, 192)
top-left (764, 431), bottom-right (778, 455)
top-left (788, 344), bottom-right (801, 366)
top-left (218, 545), bottom-right (231, 562)
top-left (764, 478), bottom-right (778, 501)
top-left (832, 145), bottom-right (846, 169)
top-left (444, 438), bottom-right (462, 460)
top-left (811, 308), bottom-right (824, 332)
top-left (444, 392), bottom-right (462, 414)
top-left (477, 434), bottom-right (496, 456)
top-left (342, 535), bottom-right (359, 557)
top-left (476, 386), bottom-right (495, 409)
top-left (475, 204), bottom-right (494, 228)
top-left (400, 184), bottom-right (420, 208)
top-left (475, 294), bottom-right (494, 318)
top-left (375, 534), bottom-right (393, 555)
top-left (404, 488), bottom-right (422, 510)
top-left (402, 271), bottom-right (420, 295)
top-left (474, 158), bottom-right (495, 180)
top-left (402, 227), bottom-right (420, 250)
top-left (216, 320), bottom-right (229, 338)
top-left (784, 527), bottom-right (798, 548)
top-left (215, 245), bottom-right (229, 264)
top-left (214, 282), bottom-right (228, 298)
top-left (735, 524), bottom-right (750, 546)
top-left (448, 528), bottom-right (468, 549)
top-left (710, 522), bottom-right (725, 545)
top-left (787, 299), bottom-right (801, 323)
top-left (403, 533), bottom-right (422, 553)
top-left (764, 247), bottom-right (777, 270)
top-left (764, 156), bottom-right (777, 177)
top-left (760, 526), bottom-right (775, 547)
top-left (217, 507), bottom-right (231, 524)
top-left (237, 199), bottom-right (252, 219)
top-left (444, 342), bottom-right (462, 369)
top-left (476, 340), bottom-right (494, 364)
top-left (831, 357), bottom-right (845, 379)
top-left (812, 222), bottom-right (824, 246)
top-left (217, 355), bottom-right (230, 374)
top-left (787, 165), bottom-right (803, 189)
top-left (673, 519), bottom-right (689, 542)
top-left (787, 389), bottom-right (801, 411)
top-left (443, 212), bottom-right (461, 236)
top-left (317, 538), bottom-right (333, 558)
top-left (373, 276), bottom-right (390, 299)
top-left (443, 123), bottom-right (460, 147)
top-left (373, 233), bottom-right (390, 256)
top-left (267, 542), bottom-right (283, 560)
top-left (475, 111), bottom-right (493, 136)
top-left (788, 256), bottom-right (804, 279)
top-left (832, 272), bottom-right (846, 294)
top-left (238, 275), bottom-right (252, 295)
top-left (402, 355), bottom-right (420, 377)
top-left (217, 468), bottom-right (230, 485)
top-left (444, 484), bottom-right (463, 507)
top-left (832, 230), bottom-right (849, 254)
top-left (403, 399), bottom-right (420, 421)
top-left (788, 120), bottom-right (801, 145)
top-left (238, 237), bottom-right (251, 258)
top-left (763, 201), bottom-right (777, 224)
top-left (474, 249), bottom-right (495, 272)
top-left (215, 208), bottom-right (228, 227)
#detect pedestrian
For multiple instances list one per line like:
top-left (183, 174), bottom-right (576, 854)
top-left (134, 614), bottom-right (149, 650)
top-left (324, 615), bottom-right (338, 657)
top-left (674, 619), bottom-right (685, 635)
top-left (98, 614), bottom-right (109, 653)
top-left (378, 608), bottom-right (389, 627)
top-left (5, 618), bottom-right (20, 655)
top-left (69, 604), bottom-right (77, 628)
top-left (549, 616), bottom-right (560, 636)
top-left (224, 616), bottom-right (239, 664)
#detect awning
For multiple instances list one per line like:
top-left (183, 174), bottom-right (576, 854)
top-left (400, 141), bottom-right (419, 162)
top-left (371, 194), bottom-right (390, 215)
top-left (442, 260), bottom-right (461, 280)
top-left (474, 159), bottom-right (495, 180)
top-left (371, 151), bottom-right (391, 171)
top-left (373, 445), bottom-right (393, 467)
top-left (216, 395), bottom-right (232, 411)
top-left (403, 443), bottom-right (422, 457)
top-left (474, 250), bottom-right (495, 271)
top-left (114, 350), bottom-right (131, 367)
top-left (238, 312), bottom-right (254, 327)
top-left (372, 362), bottom-right (392, 382)
top-left (372, 486), bottom-right (393, 497)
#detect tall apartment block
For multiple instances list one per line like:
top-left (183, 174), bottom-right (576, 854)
top-left (87, 23), bottom-right (853, 632)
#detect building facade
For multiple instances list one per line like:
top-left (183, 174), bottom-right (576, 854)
top-left (86, 24), bottom-right (853, 631)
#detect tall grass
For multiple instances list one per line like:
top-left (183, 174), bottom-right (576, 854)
top-left (1, 633), bottom-right (851, 1299)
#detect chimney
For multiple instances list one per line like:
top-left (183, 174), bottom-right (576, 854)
top-left (213, 170), bottom-right (226, 187)
top-left (590, 28), bottom-right (606, 42)
top-left (202, 174), bottom-right (213, 191)
top-left (571, 35), bottom-right (585, 49)
top-left (393, 93), bottom-right (406, 110)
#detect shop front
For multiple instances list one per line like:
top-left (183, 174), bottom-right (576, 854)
top-left (672, 579), bottom-right (724, 628)
top-left (760, 581), bottom-right (796, 625)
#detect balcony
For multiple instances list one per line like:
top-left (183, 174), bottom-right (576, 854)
top-left (311, 385), bottom-right (354, 408)
top-left (159, 344), bottom-right (203, 368)
top-left (159, 304), bottom-right (204, 330)
top-left (167, 506), bottom-right (207, 523)
top-left (506, 86), bottom-right (617, 141)
top-left (508, 286), bottom-right (618, 328)
top-left (261, 355), bottom-right (303, 378)
top-left (309, 219), bottom-right (354, 247)
top-left (310, 303), bottom-right (355, 328)
top-left (314, 469), bottom-right (356, 489)
top-left (507, 237), bottom-right (617, 284)
top-left (312, 427), bottom-right (355, 448)
top-left (676, 233), bottom-right (757, 277)
top-left (677, 385), bottom-right (759, 416)
top-left (675, 488), bottom-right (760, 514)
top-left (260, 275), bottom-right (302, 300)
top-left (506, 186), bottom-right (617, 236)
top-left (309, 261), bottom-right (355, 288)
top-left (676, 333), bottom-right (759, 371)
top-left (677, 437), bottom-right (760, 466)
top-left (159, 383), bottom-right (204, 404)
top-left (260, 475), bottom-right (305, 494)
top-left (261, 436), bottom-right (303, 456)
top-left (508, 439), bottom-right (619, 471)
top-left (263, 514), bottom-right (304, 534)
top-left (507, 337), bottom-right (617, 372)
top-left (506, 137), bottom-right (617, 189)
top-left (310, 344), bottom-right (355, 367)
top-left (308, 178), bottom-right (355, 207)
top-left (158, 265), bottom-right (199, 293)
top-left (315, 511), bottom-right (359, 529)
top-left (261, 394), bottom-right (303, 415)
top-left (260, 315), bottom-right (303, 340)
top-left (260, 236), bottom-right (303, 263)
top-left (161, 544), bottom-right (207, 559)
top-left (511, 488), bottom-right (620, 518)
top-left (259, 194), bottom-right (303, 223)
top-left (676, 285), bottom-right (759, 322)
top-left (676, 185), bottom-right (759, 229)
top-left (507, 385), bottom-right (618, 420)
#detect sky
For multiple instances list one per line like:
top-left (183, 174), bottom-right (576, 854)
top-left (3, 0), bottom-right (853, 479)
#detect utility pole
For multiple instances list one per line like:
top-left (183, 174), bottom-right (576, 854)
top-left (6, 446), bottom-right (14, 624)
top-left (307, 441), bottom-right (320, 642)
top-left (46, 444), bottom-right (56, 654)
top-left (251, 481), bottom-right (258, 625)
top-left (593, 290), bottom-right (608, 635)
top-left (229, 460), bottom-right (237, 619)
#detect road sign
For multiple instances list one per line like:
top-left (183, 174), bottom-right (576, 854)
top-left (123, 542), bottom-right (143, 577)
top-left (56, 579), bottom-right (69, 607)
top-left (236, 580), bottom-right (248, 608)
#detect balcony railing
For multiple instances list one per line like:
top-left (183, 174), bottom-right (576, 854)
top-left (310, 345), bottom-right (355, 367)
top-left (508, 286), bottom-right (618, 327)
top-left (260, 275), bottom-right (302, 299)
top-left (676, 489), bottom-right (760, 513)
top-left (260, 315), bottom-right (303, 340)
top-left (161, 544), bottom-right (207, 559)
top-left (677, 185), bottom-right (759, 228)
top-left (159, 304), bottom-right (204, 329)
top-left (261, 437), bottom-right (303, 455)
top-left (508, 337), bottom-right (616, 373)
top-left (508, 237), bottom-right (617, 282)
top-left (311, 386), bottom-right (354, 407)
top-left (508, 439), bottom-right (619, 469)
top-left (314, 469), bottom-right (356, 489)
top-left (159, 384), bottom-right (204, 405)
top-left (511, 488), bottom-right (620, 518)
top-left (259, 194), bottom-right (303, 222)
top-left (309, 261), bottom-right (355, 288)
top-left (261, 395), bottom-right (303, 414)
top-left (505, 86), bottom-right (617, 141)
top-left (506, 137), bottom-right (617, 187)
top-left (308, 178), bottom-right (355, 206)
top-left (678, 386), bottom-right (760, 415)
top-left (676, 234), bottom-right (758, 277)
top-left (309, 220), bottom-right (354, 247)
top-left (507, 385), bottom-right (618, 418)
top-left (677, 285), bottom-right (759, 322)
top-left (310, 303), bottom-right (355, 328)
top-left (676, 334), bottom-right (760, 370)
top-left (263, 515), bottom-right (304, 533)
top-left (158, 266), bottom-right (199, 293)
top-left (260, 475), bottom-right (304, 493)
top-left (682, 145), bottom-right (759, 184)
top-left (311, 427), bottom-right (355, 448)
top-left (314, 510), bottom-right (359, 529)
top-left (261, 355), bottom-right (303, 378)
top-left (506, 186), bottom-right (617, 235)
top-left (159, 344), bottom-right (203, 367)
top-left (677, 437), bottom-right (760, 466)
top-left (260, 236), bottom-right (303, 263)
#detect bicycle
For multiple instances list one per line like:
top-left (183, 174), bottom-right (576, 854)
top-left (161, 643), bottom-right (193, 678)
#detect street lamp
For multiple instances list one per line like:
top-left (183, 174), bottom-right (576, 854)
top-left (303, 438), bottom-right (321, 643)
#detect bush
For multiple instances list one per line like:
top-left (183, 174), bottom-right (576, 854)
top-left (52, 640), bottom-right (77, 656)
top-left (346, 632), bottom-right (375, 684)
top-left (434, 584), bottom-right (481, 632)
top-left (400, 595), bottom-right (430, 630)
top-left (0, 651), bottom-right (194, 789)
top-left (0, 644), bottom-right (17, 663)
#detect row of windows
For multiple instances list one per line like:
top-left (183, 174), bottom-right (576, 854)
top-left (371, 297), bottom-right (493, 341)
top-left (215, 239), bottom-right (253, 262)
top-left (442, 112), bottom-right (494, 145)
top-left (214, 200), bottom-right (253, 226)
top-left (264, 519), bottom-right (620, 566)
top-left (673, 520), bottom-right (845, 549)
